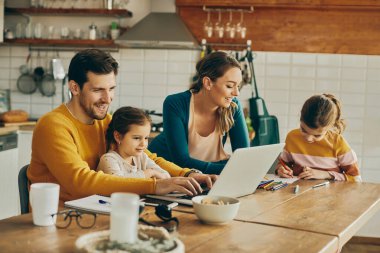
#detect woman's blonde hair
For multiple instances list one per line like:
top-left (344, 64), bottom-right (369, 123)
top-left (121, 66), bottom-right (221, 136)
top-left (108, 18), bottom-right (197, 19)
top-left (301, 93), bottom-right (346, 134)
top-left (190, 51), bottom-right (241, 135)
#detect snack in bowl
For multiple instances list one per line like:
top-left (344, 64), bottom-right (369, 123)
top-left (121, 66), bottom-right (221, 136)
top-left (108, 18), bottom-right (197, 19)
top-left (75, 225), bottom-right (184, 253)
top-left (192, 195), bottom-right (240, 225)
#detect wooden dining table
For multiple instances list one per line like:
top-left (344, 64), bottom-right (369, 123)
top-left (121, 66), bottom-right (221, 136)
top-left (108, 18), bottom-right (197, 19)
top-left (0, 179), bottom-right (379, 253)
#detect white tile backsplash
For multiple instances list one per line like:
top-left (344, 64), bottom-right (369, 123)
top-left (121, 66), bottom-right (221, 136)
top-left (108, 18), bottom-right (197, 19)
top-left (315, 80), bottom-right (340, 92)
top-left (0, 46), bottom-right (10, 57)
top-left (267, 52), bottom-right (291, 64)
top-left (317, 54), bottom-right (341, 66)
top-left (367, 81), bottom-right (380, 94)
top-left (167, 62), bottom-right (192, 74)
top-left (291, 66), bottom-right (315, 78)
top-left (266, 65), bottom-right (291, 77)
top-left (119, 84), bottom-right (143, 96)
top-left (31, 104), bottom-right (52, 117)
top-left (342, 105), bottom-right (365, 119)
top-left (119, 60), bottom-right (144, 73)
top-left (366, 94), bottom-right (380, 107)
top-left (119, 95), bottom-right (142, 108)
top-left (366, 69), bottom-right (380, 81)
top-left (144, 61), bottom-right (167, 73)
top-left (167, 73), bottom-right (192, 86)
top-left (144, 50), bottom-right (168, 61)
top-left (340, 93), bottom-right (365, 106)
top-left (342, 54), bottom-right (367, 68)
top-left (316, 67), bottom-right (341, 79)
top-left (120, 49), bottom-right (144, 60)
top-left (292, 53), bottom-right (316, 65)
top-left (143, 84), bottom-right (167, 97)
top-left (143, 73), bottom-right (167, 85)
top-left (120, 72), bottom-right (144, 85)
top-left (265, 77), bottom-right (290, 90)
top-left (0, 57), bottom-right (11, 68)
top-left (10, 47), bottom-right (29, 57)
top-left (291, 79), bottom-right (315, 91)
top-left (168, 50), bottom-right (192, 61)
top-left (341, 68), bottom-right (367, 81)
top-left (367, 56), bottom-right (380, 68)
top-left (340, 80), bottom-right (366, 93)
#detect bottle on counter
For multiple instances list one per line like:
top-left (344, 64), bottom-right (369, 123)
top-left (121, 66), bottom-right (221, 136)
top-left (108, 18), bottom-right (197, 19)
top-left (89, 23), bottom-right (97, 40)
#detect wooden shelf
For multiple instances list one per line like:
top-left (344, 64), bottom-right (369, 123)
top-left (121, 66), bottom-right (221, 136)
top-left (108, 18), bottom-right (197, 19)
top-left (4, 38), bottom-right (117, 47)
top-left (5, 7), bottom-right (133, 18)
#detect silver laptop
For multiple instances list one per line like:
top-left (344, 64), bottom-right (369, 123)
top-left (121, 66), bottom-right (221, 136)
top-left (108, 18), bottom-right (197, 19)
top-left (146, 143), bottom-right (284, 206)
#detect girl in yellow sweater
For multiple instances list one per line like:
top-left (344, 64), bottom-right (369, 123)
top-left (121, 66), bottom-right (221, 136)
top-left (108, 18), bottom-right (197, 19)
top-left (277, 94), bottom-right (361, 182)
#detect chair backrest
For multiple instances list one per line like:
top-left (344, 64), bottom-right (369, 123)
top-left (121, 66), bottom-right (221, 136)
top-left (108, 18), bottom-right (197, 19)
top-left (18, 165), bottom-right (30, 214)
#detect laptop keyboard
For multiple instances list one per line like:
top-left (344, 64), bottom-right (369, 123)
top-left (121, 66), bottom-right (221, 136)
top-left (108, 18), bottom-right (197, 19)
top-left (178, 189), bottom-right (209, 200)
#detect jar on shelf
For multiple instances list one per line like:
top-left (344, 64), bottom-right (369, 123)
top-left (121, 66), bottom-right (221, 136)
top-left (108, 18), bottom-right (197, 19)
top-left (89, 23), bottom-right (97, 40)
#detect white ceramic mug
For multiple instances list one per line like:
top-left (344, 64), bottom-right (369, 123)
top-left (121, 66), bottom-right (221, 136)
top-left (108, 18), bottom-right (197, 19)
top-left (30, 183), bottom-right (60, 226)
top-left (110, 193), bottom-right (140, 244)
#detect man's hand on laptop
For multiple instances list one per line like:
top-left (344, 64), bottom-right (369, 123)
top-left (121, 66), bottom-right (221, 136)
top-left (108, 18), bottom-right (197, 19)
top-left (155, 177), bottom-right (203, 196)
top-left (188, 173), bottom-right (218, 189)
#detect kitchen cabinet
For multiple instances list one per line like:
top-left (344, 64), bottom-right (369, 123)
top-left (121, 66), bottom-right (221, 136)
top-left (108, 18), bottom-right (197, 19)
top-left (176, 0), bottom-right (380, 55)
top-left (0, 132), bottom-right (19, 219)
top-left (4, 7), bottom-right (132, 48)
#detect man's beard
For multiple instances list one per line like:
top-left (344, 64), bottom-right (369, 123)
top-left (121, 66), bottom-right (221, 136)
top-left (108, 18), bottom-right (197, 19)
top-left (80, 99), bottom-right (108, 120)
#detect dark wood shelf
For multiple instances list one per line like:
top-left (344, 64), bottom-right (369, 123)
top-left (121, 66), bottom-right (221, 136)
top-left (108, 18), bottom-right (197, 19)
top-left (4, 38), bottom-right (117, 47)
top-left (5, 7), bottom-right (132, 18)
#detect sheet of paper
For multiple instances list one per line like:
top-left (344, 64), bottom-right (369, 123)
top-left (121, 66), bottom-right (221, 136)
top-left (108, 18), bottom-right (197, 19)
top-left (265, 174), bottom-right (299, 184)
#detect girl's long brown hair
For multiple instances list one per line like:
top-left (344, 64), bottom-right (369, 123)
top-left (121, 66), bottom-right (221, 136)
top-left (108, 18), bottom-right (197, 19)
top-left (301, 93), bottom-right (346, 134)
top-left (190, 51), bottom-right (241, 135)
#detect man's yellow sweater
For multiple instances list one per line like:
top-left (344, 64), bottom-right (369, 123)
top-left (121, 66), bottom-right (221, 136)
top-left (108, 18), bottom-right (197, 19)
top-left (28, 104), bottom-right (189, 203)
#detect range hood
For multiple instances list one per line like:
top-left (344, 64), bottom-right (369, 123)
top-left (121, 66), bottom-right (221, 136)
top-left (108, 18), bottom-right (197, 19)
top-left (116, 13), bottom-right (198, 49)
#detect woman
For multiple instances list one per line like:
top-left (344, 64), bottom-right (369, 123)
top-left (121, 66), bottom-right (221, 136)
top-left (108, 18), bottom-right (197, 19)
top-left (149, 51), bottom-right (250, 174)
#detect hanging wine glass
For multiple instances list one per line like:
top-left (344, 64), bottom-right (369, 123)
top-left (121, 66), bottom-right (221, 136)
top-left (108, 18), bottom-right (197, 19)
top-left (203, 10), bottom-right (213, 38)
top-left (226, 10), bottom-right (236, 39)
top-left (225, 10), bottom-right (231, 35)
top-left (237, 10), bottom-right (247, 39)
top-left (214, 10), bottom-right (224, 38)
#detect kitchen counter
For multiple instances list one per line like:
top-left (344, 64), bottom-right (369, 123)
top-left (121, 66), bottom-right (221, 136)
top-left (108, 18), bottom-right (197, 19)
top-left (0, 122), bottom-right (37, 136)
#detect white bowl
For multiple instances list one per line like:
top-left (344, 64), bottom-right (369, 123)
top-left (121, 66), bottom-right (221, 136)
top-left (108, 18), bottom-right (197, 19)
top-left (192, 195), bottom-right (240, 225)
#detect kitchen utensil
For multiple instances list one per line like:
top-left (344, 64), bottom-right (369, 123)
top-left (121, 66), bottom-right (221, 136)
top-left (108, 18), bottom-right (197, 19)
top-left (19, 54), bottom-right (31, 75)
top-left (39, 74), bottom-right (56, 97)
top-left (245, 41), bottom-right (280, 146)
top-left (17, 54), bottom-right (38, 94)
top-left (51, 52), bottom-right (65, 80)
top-left (33, 51), bottom-right (44, 83)
top-left (39, 54), bottom-right (56, 97)
top-left (61, 74), bottom-right (72, 103)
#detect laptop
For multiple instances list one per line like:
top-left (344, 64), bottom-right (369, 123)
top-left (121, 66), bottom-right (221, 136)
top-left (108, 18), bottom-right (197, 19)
top-left (146, 143), bottom-right (284, 206)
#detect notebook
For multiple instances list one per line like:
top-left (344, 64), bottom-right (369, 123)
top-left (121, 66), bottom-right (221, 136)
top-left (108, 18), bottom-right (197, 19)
top-left (64, 195), bottom-right (112, 215)
top-left (146, 143), bottom-right (284, 206)
top-left (64, 195), bottom-right (178, 215)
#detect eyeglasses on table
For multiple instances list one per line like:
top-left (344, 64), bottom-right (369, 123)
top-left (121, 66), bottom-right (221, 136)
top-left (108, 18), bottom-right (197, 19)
top-left (51, 210), bottom-right (97, 229)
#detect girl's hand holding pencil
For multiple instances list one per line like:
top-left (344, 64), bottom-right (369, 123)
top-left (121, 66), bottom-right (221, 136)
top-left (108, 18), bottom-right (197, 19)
top-left (277, 159), bottom-right (294, 178)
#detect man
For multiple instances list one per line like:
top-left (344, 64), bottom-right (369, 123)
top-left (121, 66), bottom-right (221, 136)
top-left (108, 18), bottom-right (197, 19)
top-left (28, 49), bottom-right (217, 204)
